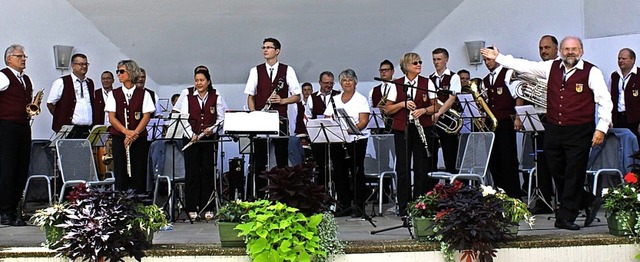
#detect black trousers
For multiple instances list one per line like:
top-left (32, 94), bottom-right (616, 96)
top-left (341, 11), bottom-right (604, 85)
top-left (489, 119), bottom-right (523, 198)
top-left (183, 137), bottom-right (216, 212)
top-left (0, 120), bottom-right (30, 215)
top-left (436, 128), bottom-right (459, 173)
top-left (112, 136), bottom-right (149, 194)
top-left (310, 143), bottom-right (329, 188)
top-left (250, 136), bottom-right (288, 199)
top-left (545, 122), bottom-right (594, 222)
top-left (394, 125), bottom-right (437, 216)
top-left (330, 138), bottom-right (367, 211)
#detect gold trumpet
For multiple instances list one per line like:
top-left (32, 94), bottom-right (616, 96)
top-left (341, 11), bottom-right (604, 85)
top-left (26, 88), bottom-right (44, 117)
top-left (435, 99), bottom-right (463, 134)
top-left (465, 79), bottom-right (497, 132)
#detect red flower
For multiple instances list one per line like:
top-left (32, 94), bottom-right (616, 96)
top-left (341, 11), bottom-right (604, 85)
top-left (624, 172), bottom-right (638, 184)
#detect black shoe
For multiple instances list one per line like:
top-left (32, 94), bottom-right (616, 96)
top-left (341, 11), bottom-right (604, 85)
top-left (0, 214), bottom-right (12, 226)
top-left (12, 217), bottom-right (26, 227)
top-left (584, 197), bottom-right (602, 227)
top-left (555, 219), bottom-right (580, 230)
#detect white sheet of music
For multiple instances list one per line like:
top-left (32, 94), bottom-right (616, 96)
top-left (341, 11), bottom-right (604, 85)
top-left (165, 113), bottom-right (190, 139)
top-left (224, 111), bottom-right (279, 134)
top-left (458, 93), bottom-right (482, 118)
top-left (515, 105), bottom-right (545, 132)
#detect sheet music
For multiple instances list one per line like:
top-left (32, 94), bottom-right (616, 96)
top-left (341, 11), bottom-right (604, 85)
top-left (515, 105), bottom-right (545, 132)
top-left (87, 125), bottom-right (108, 146)
top-left (224, 111), bottom-right (279, 134)
top-left (306, 118), bottom-right (350, 143)
top-left (337, 108), bottom-right (363, 136)
top-left (367, 107), bottom-right (385, 130)
top-left (165, 113), bottom-right (190, 139)
top-left (458, 93), bottom-right (482, 118)
top-left (146, 118), bottom-right (165, 141)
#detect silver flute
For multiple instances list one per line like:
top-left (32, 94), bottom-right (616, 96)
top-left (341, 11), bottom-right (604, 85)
top-left (181, 122), bottom-right (221, 151)
top-left (409, 98), bottom-right (432, 158)
top-left (124, 108), bottom-right (132, 177)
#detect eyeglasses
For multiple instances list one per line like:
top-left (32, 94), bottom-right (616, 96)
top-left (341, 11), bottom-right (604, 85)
top-left (10, 54), bottom-right (28, 59)
top-left (411, 61), bottom-right (423, 65)
top-left (116, 69), bottom-right (127, 75)
top-left (261, 46), bottom-right (276, 50)
top-left (320, 81), bottom-right (334, 86)
top-left (379, 68), bottom-right (392, 73)
top-left (73, 62), bottom-right (90, 67)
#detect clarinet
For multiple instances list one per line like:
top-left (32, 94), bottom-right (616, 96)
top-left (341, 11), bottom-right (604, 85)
top-left (409, 97), bottom-right (432, 158)
top-left (124, 108), bottom-right (132, 177)
top-left (262, 79), bottom-right (285, 111)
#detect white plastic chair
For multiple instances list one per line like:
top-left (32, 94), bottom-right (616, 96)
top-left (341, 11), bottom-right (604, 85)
top-left (56, 139), bottom-right (115, 202)
top-left (429, 132), bottom-right (495, 184)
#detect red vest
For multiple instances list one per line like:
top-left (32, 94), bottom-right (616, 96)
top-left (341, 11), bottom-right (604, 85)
top-left (93, 88), bottom-right (107, 125)
top-left (294, 101), bottom-right (306, 135)
top-left (108, 87), bottom-right (148, 137)
top-left (310, 89), bottom-right (340, 118)
top-left (186, 87), bottom-right (219, 135)
top-left (0, 68), bottom-right (33, 125)
top-left (430, 72), bottom-right (454, 103)
top-left (255, 63), bottom-right (289, 116)
top-left (483, 68), bottom-right (516, 121)
top-left (51, 75), bottom-right (96, 132)
top-left (610, 69), bottom-right (640, 123)
top-left (391, 75), bottom-right (433, 131)
top-left (547, 60), bottom-right (595, 126)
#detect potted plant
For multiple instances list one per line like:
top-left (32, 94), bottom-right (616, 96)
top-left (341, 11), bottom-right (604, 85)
top-left (435, 181), bottom-right (512, 262)
top-left (216, 199), bottom-right (249, 247)
top-left (481, 185), bottom-right (535, 237)
top-left (603, 171), bottom-right (640, 236)
top-left (408, 190), bottom-right (440, 239)
top-left (130, 203), bottom-right (168, 244)
top-left (235, 200), bottom-right (325, 262)
top-left (30, 203), bottom-right (67, 248)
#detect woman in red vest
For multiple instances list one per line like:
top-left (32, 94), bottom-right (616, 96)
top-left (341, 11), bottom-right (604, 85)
top-left (179, 69), bottom-right (227, 221)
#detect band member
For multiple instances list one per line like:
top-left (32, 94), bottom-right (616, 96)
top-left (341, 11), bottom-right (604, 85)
top-left (310, 71), bottom-right (340, 189)
top-left (368, 59), bottom-right (395, 134)
top-left (244, 38), bottom-right (301, 198)
top-left (136, 68), bottom-right (163, 118)
top-left (324, 69), bottom-right (370, 217)
top-left (180, 69), bottom-right (227, 221)
top-left (610, 48), bottom-right (640, 146)
top-left (94, 71), bottom-right (115, 125)
top-left (482, 48), bottom-right (524, 198)
top-left (0, 44), bottom-right (32, 226)
top-left (385, 53), bottom-right (438, 217)
top-left (46, 53), bottom-right (96, 137)
top-left (105, 60), bottom-right (155, 194)
top-left (430, 48), bottom-right (461, 173)
top-left (482, 36), bottom-right (613, 230)
top-left (173, 65), bottom-right (210, 114)
top-left (457, 69), bottom-right (471, 87)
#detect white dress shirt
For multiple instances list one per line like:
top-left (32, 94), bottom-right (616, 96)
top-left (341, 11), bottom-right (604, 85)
top-left (243, 61), bottom-right (302, 97)
top-left (609, 66), bottom-right (638, 112)
top-left (0, 67), bottom-right (31, 91)
top-left (104, 86), bottom-right (156, 115)
top-left (47, 73), bottom-right (93, 125)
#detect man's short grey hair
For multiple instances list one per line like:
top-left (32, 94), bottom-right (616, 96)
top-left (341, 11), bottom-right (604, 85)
top-left (4, 44), bottom-right (24, 65)
top-left (338, 69), bottom-right (358, 85)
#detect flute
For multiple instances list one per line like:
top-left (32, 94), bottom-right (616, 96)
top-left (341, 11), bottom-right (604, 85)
top-left (181, 123), bottom-right (219, 151)
top-left (124, 108), bottom-right (132, 177)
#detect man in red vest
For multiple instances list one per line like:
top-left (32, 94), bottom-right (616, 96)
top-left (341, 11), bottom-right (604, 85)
top-left (482, 36), bottom-right (613, 230)
top-left (0, 44), bottom-right (33, 226)
top-left (610, 48), bottom-right (640, 146)
top-left (243, 38), bottom-right (301, 198)
top-left (94, 71), bottom-right (114, 125)
top-left (46, 53), bottom-right (96, 138)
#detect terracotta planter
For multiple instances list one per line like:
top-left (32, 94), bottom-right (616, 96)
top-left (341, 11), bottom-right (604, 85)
top-left (607, 212), bottom-right (637, 236)
top-left (412, 217), bottom-right (436, 240)
top-left (218, 222), bottom-right (245, 247)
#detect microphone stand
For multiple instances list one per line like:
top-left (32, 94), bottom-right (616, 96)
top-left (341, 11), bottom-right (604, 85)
top-left (370, 77), bottom-right (443, 237)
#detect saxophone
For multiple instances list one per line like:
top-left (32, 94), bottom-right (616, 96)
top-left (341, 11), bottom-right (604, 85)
top-left (464, 79), bottom-right (497, 132)
top-left (408, 97), bottom-right (432, 158)
top-left (26, 88), bottom-right (44, 117)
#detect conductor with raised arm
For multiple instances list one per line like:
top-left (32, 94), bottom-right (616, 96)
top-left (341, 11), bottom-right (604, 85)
top-left (481, 36), bottom-right (613, 230)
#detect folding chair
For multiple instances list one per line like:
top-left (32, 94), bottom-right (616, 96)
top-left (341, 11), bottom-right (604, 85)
top-left (430, 132), bottom-right (495, 184)
top-left (56, 139), bottom-right (115, 203)
top-left (364, 134), bottom-right (397, 216)
top-left (152, 140), bottom-right (186, 222)
top-left (22, 140), bottom-right (55, 210)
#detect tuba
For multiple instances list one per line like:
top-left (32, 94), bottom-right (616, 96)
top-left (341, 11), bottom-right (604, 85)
top-left (435, 99), bottom-right (463, 134)
top-left (26, 88), bottom-right (44, 117)
top-left (464, 79), bottom-right (497, 132)
top-left (511, 72), bottom-right (547, 109)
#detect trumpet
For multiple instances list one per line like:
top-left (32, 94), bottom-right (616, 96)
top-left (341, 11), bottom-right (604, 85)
top-left (262, 79), bottom-right (285, 111)
top-left (511, 72), bottom-right (547, 109)
top-left (26, 88), bottom-right (44, 117)
top-left (464, 79), bottom-right (498, 132)
top-left (435, 99), bottom-right (463, 134)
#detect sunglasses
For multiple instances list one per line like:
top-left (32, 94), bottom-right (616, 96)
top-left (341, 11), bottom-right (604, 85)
top-left (116, 69), bottom-right (127, 75)
top-left (411, 61), bottom-right (423, 65)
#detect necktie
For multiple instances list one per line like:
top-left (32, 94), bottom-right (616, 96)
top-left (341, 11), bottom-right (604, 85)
top-left (622, 73), bottom-right (631, 91)
top-left (126, 92), bottom-right (132, 104)
top-left (269, 68), bottom-right (274, 82)
top-left (562, 67), bottom-right (576, 87)
top-left (490, 72), bottom-right (496, 85)
top-left (78, 79), bottom-right (84, 98)
top-left (409, 81), bottom-right (415, 99)
top-left (383, 84), bottom-right (389, 97)
top-left (17, 74), bottom-right (25, 87)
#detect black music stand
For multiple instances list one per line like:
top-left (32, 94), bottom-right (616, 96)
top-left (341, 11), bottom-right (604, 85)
top-left (515, 105), bottom-right (552, 211)
top-left (163, 113), bottom-right (193, 223)
top-left (367, 108), bottom-right (386, 134)
top-left (224, 111), bottom-right (279, 199)
top-left (191, 121), bottom-right (225, 218)
top-left (48, 125), bottom-right (75, 201)
top-left (306, 118), bottom-right (347, 199)
top-left (458, 93), bottom-right (483, 132)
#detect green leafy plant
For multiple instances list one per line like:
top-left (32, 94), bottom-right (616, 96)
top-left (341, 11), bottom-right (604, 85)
top-left (315, 212), bottom-right (345, 262)
top-left (260, 163), bottom-right (336, 216)
top-left (235, 200), bottom-right (324, 262)
top-left (481, 185), bottom-right (535, 227)
top-left (408, 190), bottom-right (440, 219)
top-left (216, 199), bottom-right (250, 223)
top-left (30, 203), bottom-right (67, 248)
top-left (131, 204), bottom-right (168, 236)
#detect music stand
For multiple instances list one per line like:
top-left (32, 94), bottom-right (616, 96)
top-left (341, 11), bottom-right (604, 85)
top-left (191, 121), bottom-right (225, 216)
top-left (146, 118), bottom-right (165, 141)
top-left (307, 118), bottom-right (347, 198)
top-left (458, 93), bottom-right (482, 132)
top-left (514, 105), bottom-right (552, 210)
top-left (367, 108), bottom-right (385, 131)
top-left (163, 113), bottom-right (193, 223)
top-left (46, 125), bottom-right (75, 201)
top-left (224, 111), bottom-right (279, 199)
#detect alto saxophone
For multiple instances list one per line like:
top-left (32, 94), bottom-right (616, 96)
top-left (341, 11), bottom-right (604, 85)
top-left (408, 97), bottom-right (432, 158)
top-left (26, 88), bottom-right (44, 117)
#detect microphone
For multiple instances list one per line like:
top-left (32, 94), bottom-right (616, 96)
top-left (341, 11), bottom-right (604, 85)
top-left (437, 89), bottom-right (454, 96)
